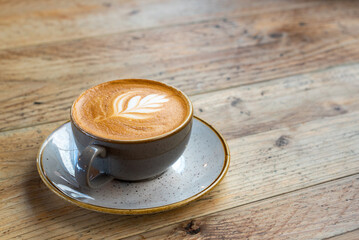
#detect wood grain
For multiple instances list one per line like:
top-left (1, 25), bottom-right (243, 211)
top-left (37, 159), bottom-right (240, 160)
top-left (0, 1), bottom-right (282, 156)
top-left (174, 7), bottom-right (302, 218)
top-left (192, 64), bottom-right (359, 140)
top-left (125, 174), bottom-right (359, 240)
top-left (0, 0), bottom-right (326, 50)
top-left (2, 72), bottom-right (359, 238)
top-left (1, 0), bottom-right (359, 239)
top-left (1, 1), bottom-right (359, 131)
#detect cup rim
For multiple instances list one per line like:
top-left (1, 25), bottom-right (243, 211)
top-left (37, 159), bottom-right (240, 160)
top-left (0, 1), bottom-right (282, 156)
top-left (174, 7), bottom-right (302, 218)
top-left (70, 79), bottom-right (193, 144)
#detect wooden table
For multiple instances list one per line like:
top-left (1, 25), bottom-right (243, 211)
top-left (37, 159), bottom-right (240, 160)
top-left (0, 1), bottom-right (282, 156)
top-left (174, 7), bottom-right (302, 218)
top-left (1, 0), bottom-right (359, 239)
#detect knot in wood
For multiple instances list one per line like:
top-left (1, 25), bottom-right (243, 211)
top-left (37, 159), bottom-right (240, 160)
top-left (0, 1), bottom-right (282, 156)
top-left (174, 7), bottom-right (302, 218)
top-left (276, 135), bottom-right (290, 147)
top-left (184, 220), bottom-right (201, 235)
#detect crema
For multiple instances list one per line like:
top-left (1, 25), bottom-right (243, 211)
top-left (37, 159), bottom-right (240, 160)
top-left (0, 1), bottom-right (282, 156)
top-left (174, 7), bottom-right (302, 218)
top-left (71, 79), bottom-right (191, 141)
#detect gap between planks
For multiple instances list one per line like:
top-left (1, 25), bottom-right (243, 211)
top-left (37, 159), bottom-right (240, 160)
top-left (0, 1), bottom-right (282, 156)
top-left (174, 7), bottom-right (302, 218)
top-left (324, 228), bottom-right (359, 240)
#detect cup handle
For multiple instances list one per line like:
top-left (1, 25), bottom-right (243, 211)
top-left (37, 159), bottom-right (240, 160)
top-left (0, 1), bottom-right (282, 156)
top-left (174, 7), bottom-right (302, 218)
top-left (75, 144), bottom-right (114, 189)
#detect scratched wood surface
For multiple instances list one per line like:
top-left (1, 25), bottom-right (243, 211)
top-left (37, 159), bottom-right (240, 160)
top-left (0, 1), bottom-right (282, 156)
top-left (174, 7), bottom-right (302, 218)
top-left (1, 0), bottom-right (359, 239)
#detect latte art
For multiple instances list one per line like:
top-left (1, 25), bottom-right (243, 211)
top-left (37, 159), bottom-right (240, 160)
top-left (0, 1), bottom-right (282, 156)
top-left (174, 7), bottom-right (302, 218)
top-left (112, 93), bottom-right (169, 119)
top-left (71, 79), bottom-right (191, 141)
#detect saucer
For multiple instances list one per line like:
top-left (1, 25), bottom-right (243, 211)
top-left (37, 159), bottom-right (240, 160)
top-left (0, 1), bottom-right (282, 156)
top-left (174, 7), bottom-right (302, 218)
top-left (37, 116), bottom-right (230, 214)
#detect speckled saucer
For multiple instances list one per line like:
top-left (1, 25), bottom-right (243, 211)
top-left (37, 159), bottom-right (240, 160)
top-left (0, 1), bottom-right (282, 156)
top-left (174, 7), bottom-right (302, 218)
top-left (37, 116), bottom-right (230, 214)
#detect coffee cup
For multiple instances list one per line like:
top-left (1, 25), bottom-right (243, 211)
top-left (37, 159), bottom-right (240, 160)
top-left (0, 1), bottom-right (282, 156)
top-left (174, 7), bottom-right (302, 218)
top-left (70, 79), bottom-right (193, 189)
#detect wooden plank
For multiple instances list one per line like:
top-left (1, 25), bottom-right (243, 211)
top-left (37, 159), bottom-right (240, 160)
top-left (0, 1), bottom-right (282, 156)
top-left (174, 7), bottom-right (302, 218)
top-left (2, 63), bottom-right (359, 179)
top-left (2, 58), bottom-right (359, 140)
top-left (1, 2), bottom-right (359, 131)
top-left (191, 64), bottom-right (359, 139)
top-left (2, 98), bottom-right (359, 238)
top-left (0, 0), bottom-right (325, 49)
top-left (124, 175), bottom-right (359, 240)
top-left (326, 229), bottom-right (359, 240)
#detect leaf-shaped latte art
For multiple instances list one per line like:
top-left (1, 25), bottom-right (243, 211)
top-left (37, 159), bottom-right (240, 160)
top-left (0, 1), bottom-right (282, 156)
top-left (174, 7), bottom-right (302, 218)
top-left (112, 93), bottom-right (169, 119)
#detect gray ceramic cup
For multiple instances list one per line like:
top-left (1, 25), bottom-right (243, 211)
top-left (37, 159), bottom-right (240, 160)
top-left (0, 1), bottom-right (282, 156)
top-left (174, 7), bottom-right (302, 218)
top-left (70, 81), bottom-right (193, 189)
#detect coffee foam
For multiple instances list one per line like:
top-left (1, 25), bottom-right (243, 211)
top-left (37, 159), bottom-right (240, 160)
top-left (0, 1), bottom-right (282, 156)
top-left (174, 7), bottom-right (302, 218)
top-left (71, 79), bottom-right (191, 141)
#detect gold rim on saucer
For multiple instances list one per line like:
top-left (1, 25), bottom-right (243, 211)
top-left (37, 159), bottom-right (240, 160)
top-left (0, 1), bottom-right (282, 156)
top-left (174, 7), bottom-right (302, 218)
top-left (36, 116), bottom-right (230, 215)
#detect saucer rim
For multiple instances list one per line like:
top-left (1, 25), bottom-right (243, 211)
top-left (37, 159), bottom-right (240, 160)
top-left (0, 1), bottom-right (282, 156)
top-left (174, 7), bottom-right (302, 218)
top-left (36, 116), bottom-right (230, 215)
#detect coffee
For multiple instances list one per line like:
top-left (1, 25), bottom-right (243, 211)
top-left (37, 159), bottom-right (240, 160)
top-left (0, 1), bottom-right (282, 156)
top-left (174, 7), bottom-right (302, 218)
top-left (71, 79), bottom-right (191, 141)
